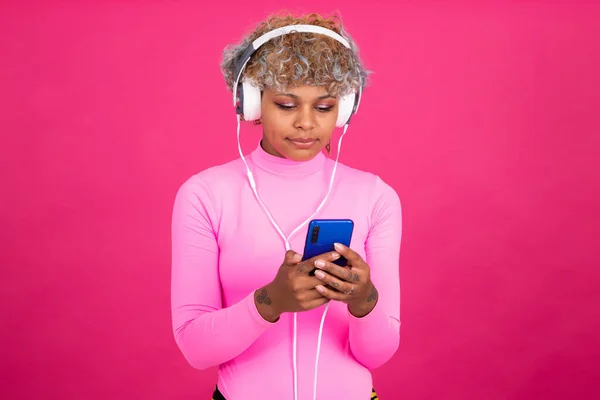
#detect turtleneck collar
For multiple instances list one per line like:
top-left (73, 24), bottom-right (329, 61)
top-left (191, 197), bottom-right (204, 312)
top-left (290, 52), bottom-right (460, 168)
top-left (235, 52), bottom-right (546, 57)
top-left (250, 140), bottom-right (327, 177)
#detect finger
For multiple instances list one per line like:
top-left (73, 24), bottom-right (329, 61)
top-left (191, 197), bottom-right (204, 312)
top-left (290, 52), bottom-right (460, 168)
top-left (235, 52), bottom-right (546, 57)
top-left (313, 270), bottom-right (354, 294)
top-left (296, 251), bottom-right (341, 274)
top-left (313, 259), bottom-right (357, 283)
top-left (333, 243), bottom-right (362, 264)
top-left (315, 284), bottom-right (351, 301)
top-left (295, 276), bottom-right (326, 291)
top-left (303, 296), bottom-right (330, 311)
top-left (302, 288), bottom-right (327, 301)
top-left (283, 250), bottom-right (303, 266)
top-left (304, 251), bottom-right (341, 265)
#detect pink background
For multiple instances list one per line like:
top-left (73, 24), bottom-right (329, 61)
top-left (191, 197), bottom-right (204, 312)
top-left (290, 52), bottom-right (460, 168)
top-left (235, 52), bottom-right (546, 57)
top-left (1, 1), bottom-right (599, 399)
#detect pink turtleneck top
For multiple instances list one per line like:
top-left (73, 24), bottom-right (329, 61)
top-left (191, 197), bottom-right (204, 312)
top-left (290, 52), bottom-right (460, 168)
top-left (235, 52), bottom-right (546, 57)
top-left (171, 142), bottom-right (402, 399)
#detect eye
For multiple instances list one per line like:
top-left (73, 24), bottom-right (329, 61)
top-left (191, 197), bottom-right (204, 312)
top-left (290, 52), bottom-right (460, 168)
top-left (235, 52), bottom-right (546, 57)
top-left (275, 103), bottom-right (295, 110)
top-left (316, 106), bottom-right (334, 112)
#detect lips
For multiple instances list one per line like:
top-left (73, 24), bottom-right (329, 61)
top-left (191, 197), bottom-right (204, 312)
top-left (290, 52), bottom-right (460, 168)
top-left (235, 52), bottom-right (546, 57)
top-left (288, 137), bottom-right (318, 149)
top-left (289, 138), bottom-right (316, 143)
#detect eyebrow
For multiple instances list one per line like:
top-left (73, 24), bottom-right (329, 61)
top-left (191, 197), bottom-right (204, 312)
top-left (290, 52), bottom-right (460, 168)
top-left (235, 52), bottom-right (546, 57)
top-left (276, 92), bottom-right (335, 100)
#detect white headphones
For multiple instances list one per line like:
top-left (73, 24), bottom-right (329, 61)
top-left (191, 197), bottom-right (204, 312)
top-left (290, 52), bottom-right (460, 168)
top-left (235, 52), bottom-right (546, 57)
top-left (232, 24), bottom-right (363, 127)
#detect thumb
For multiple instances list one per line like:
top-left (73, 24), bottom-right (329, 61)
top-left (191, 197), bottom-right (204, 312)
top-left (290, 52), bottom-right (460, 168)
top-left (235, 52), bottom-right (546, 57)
top-left (283, 250), bottom-right (303, 266)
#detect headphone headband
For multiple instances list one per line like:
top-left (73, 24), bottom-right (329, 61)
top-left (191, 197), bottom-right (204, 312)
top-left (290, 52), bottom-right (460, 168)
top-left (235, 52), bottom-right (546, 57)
top-left (232, 24), bottom-right (351, 105)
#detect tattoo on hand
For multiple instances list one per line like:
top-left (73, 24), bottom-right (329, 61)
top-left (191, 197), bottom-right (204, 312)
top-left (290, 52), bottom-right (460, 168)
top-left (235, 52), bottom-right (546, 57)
top-left (352, 273), bottom-right (360, 282)
top-left (367, 285), bottom-right (378, 303)
top-left (297, 263), bottom-right (311, 273)
top-left (256, 288), bottom-right (272, 305)
top-left (331, 281), bottom-right (339, 289)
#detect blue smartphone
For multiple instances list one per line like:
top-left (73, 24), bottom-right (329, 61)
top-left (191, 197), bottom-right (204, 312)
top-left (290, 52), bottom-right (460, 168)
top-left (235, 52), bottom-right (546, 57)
top-left (302, 219), bottom-right (354, 268)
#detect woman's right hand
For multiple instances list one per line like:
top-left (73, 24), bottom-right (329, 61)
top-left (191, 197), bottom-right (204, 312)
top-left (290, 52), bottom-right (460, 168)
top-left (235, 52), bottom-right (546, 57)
top-left (255, 250), bottom-right (341, 322)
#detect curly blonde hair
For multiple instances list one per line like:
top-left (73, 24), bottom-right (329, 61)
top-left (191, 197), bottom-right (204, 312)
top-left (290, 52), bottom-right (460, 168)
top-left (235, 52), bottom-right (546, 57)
top-left (220, 12), bottom-right (369, 98)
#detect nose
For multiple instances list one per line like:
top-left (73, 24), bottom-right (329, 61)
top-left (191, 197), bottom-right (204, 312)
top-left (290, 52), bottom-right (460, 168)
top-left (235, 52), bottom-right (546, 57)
top-left (294, 105), bottom-right (316, 130)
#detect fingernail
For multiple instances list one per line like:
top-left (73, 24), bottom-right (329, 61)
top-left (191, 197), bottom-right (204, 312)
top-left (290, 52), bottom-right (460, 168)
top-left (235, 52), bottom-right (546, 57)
top-left (292, 253), bottom-right (302, 262)
top-left (331, 252), bottom-right (340, 260)
top-left (314, 270), bottom-right (325, 279)
top-left (316, 285), bottom-right (325, 293)
top-left (334, 243), bottom-right (344, 251)
top-left (314, 260), bottom-right (325, 268)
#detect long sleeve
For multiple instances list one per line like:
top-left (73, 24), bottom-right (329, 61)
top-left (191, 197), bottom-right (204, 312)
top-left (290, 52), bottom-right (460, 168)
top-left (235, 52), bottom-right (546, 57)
top-left (170, 176), bottom-right (276, 371)
top-left (348, 176), bottom-right (402, 370)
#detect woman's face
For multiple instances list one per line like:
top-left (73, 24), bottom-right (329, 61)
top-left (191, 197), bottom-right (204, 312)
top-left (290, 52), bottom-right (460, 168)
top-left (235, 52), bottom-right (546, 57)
top-left (259, 85), bottom-right (338, 161)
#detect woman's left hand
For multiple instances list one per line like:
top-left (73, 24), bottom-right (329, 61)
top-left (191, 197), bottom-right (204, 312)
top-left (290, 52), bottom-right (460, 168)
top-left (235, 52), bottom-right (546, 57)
top-left (313, 242), bottom-right (378, 317)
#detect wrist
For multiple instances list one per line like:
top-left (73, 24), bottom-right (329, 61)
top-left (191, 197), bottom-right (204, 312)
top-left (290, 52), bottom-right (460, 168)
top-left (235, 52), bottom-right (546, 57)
top-left (348, 282), bottom-right (378, 318)
top-left (254, 283), bottom-right (281, 323)
top-left (348, 301), bottom-right (375, 318)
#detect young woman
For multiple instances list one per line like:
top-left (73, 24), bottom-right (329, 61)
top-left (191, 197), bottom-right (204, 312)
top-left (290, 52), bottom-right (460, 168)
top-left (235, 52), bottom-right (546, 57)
top-left (171, 12), bottom-right (402, 400)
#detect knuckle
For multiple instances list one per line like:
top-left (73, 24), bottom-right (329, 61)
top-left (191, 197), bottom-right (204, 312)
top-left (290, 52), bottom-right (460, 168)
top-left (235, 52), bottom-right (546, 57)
top-left (284, 250), bottom-right (296, 262)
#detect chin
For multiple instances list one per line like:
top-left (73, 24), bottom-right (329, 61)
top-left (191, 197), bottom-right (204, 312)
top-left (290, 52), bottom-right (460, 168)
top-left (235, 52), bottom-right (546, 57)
top-left (278, 138), bottom-right (324, 161)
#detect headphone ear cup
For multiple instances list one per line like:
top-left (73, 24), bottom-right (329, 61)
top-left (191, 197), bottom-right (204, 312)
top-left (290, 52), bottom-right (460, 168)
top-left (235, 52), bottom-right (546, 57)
top-left (242, 81), bottom-right (262, 122)
top-left (336, 92), bottom-right (356, 127)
